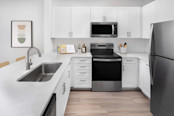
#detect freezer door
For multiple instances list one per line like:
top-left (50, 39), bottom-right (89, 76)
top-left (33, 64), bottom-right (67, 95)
top-left (153, 21), bottom-right (174, 59)
top-left (151, 56), bottom-right (174, 116)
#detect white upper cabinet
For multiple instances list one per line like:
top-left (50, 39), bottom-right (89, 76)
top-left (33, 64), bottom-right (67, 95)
top-left (52, 7), bottom-right (90, 38)
top-left (72, 8), bottom-right (91, 38)
top-left (52, 7), bottom-right (141, 39)
top-left (142, 1), bottom-right (156, 38)
top-left (117, 7), bottom-right (141, 38)
top-left (91, 8), bottom-right (104, 22)
top-left (105, 8), bottom-right (117, 22)
top-left (117, 7), bottom-right (127, 38)
top-left (52, 7), bottom-right (71, 38)
top-left (127, 7), bottom-right (141, 38)
top-left (91, 7), bottom-right (117, 22)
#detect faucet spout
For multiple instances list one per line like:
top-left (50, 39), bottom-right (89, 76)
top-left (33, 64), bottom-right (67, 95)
top-left (26, 47), bottom-right (42, 70)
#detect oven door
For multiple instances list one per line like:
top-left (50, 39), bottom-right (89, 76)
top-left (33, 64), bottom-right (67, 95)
top-left (92, 58), bottom-right (122, 81)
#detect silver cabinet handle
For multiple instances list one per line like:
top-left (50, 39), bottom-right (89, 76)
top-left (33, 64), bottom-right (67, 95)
top-left (80, 72), bottom-right (87, 74)
top-left (68, 71), bottom-right (70, 78)
top-left (127, 32), bottom-right (131, 37)
top-left (126, 60), bottom-right (134, 62)
top-left (69, 32), bottom-right (73, 37)
top-left (80, 60), bottom-right (86, 62)
top-left (71, 32), bottom-right (73, 37)
top-left (93, 58), bottom-right (122, 62)
top-left (122, 65), bottom-right (124, 71)
top-left (102, 16), bottom-right (106, 22)
top-left (80, 80), bottom-right (86, 82)
top-left (62, 83), bottom-right (66, 94)
top-left (80, 66), bottom-right (87, 68)
top-left (146, 64), bottom-right (149, 66)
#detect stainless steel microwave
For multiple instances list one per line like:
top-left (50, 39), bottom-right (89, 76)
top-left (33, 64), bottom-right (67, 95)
top-left (91, 22), bottom-right (118, 37)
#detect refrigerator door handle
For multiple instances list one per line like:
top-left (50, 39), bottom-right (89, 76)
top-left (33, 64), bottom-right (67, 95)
top-left (149, 54), bottom-right (154, 86)
top-left (149, 24), bottom-right (154, 86)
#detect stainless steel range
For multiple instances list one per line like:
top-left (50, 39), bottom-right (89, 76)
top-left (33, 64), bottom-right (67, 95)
top-left (91, 43), bottom-right (122, 92)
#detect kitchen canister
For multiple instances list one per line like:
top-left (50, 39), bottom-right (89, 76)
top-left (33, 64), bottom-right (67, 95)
top-left (120, 47), bottom-right (127, 54)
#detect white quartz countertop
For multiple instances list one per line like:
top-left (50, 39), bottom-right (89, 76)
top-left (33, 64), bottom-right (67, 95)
top-left (0, 52), bottom-right (91, 116)
top-left (116, 52), bottom-right (149, 63)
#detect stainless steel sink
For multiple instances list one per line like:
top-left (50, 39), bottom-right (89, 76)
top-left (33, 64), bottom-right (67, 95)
top-left (18, 63), bottom-right (62, 82)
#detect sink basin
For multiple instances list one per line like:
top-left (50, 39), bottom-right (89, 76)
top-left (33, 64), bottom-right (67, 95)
top-left (18, 63), bottom-right (62, 82)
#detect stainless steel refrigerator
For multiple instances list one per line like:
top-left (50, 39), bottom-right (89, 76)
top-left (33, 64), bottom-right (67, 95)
top-left (150, 20), bottom-right (174, 116)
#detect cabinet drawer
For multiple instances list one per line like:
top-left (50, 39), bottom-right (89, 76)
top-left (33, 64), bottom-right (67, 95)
top-left (74, 78), bottom-right (91, 87)
top-left (74, 64), bottom-right (91, 70)
top-left (73, 58), bottom-right (91, 64)
top-left (74, 72), bottom-right (91, 77)
top-left (123, 58), bottom-right (138, 64)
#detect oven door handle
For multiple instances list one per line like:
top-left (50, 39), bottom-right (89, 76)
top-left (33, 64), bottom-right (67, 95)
top-left (93, 58), bottom-right (122, 62)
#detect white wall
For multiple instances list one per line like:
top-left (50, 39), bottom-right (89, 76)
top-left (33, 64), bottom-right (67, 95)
top-left (155, 0), bottom-right (174, 22)
top-left (143, 0), bottom-right (174, 25)
top-left (0, 0), bottom-right (44, 63)
top-left (142, 0), bottom-right (174, 52)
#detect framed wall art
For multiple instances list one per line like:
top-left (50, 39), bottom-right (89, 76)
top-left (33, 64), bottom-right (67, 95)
top-left (11, 20), bottom-right (33, 48)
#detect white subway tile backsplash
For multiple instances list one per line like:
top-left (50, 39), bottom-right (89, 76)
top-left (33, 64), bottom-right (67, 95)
top-left (53, 38), bottom-right (149, 53)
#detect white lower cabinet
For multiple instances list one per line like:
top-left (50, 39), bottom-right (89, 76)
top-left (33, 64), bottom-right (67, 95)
top-left (122, 58), bottom-right (139, 89)
top-left (55, 64), bottom-right (71, 116)
top-left (139, 59), bottom-right (151, 98)
top-left (71, 57), bottom-right (92, 88)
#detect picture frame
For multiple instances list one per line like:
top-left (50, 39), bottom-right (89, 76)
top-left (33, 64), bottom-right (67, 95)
top-left (11, 20), bottom-right (33, 48)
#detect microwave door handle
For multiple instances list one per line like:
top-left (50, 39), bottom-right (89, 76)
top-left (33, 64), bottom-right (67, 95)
top-left (112, 25), bottom-right (114, 35)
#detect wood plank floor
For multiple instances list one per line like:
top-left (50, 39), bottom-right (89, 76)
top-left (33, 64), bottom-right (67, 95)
top-left (65, 91), bottom-right (153, 116)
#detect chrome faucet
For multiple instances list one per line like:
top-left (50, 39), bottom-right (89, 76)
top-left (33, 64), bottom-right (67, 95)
top-left (26, 47), bottom-right (42, 70)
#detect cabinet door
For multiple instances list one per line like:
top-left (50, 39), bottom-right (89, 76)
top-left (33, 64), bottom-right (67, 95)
top-left (56, 85), bottom-right (64, 116)
top-left (139, 60), bottom-right (151, 98)
top-left (117, 7), bottom-right (127, 38)
top-left (143, 63), bottom-right (151, 98)
top-left (142, 2), bottom-right (156, 38)
top-left (122, 58), bottom-right (138, 88)
top-left (72, 8), bottom-right (91, 38)
top-left (91, 7), bottom-right (105, 22)
top-left (127, 7), bottom-right (141, 38)
top-left (52, 7), bottom-right (71, 38)
top-left (56, 65), bottom-right (71, 116)
top-left (139, 60), bottom-right (144, 90)
top-left (105, 8), bottom-right (117, 22)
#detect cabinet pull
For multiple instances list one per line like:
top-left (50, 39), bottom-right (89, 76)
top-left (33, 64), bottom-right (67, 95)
top-left (146, 64), bottom-right (149, 66)
top-left (68, 71), bottom-right (70, 78)
top-left (80, 72), bottom-right (87, 74)
top-left (80, 66), bottom-right (86, 68)
top-left (127, 32), bottom-right (131, 37)
top-left (122, 65), bottom-right (124, 71)
top-left (71, 32), bottom-right (73, 37)
top-left (102, 16), bottom-right (106, 22)
top-left (62, 83), bottom-right (66, 94)
top-left (126, 60), bottom-right (133, 62)
top-left (80, 80), bottom-right (86, 82)
top-left (80, 60), bottom-right (86, 62)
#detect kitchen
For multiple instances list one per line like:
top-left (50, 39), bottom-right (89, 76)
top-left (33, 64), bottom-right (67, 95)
top-left (0, 0), bottom-right (174, 116)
